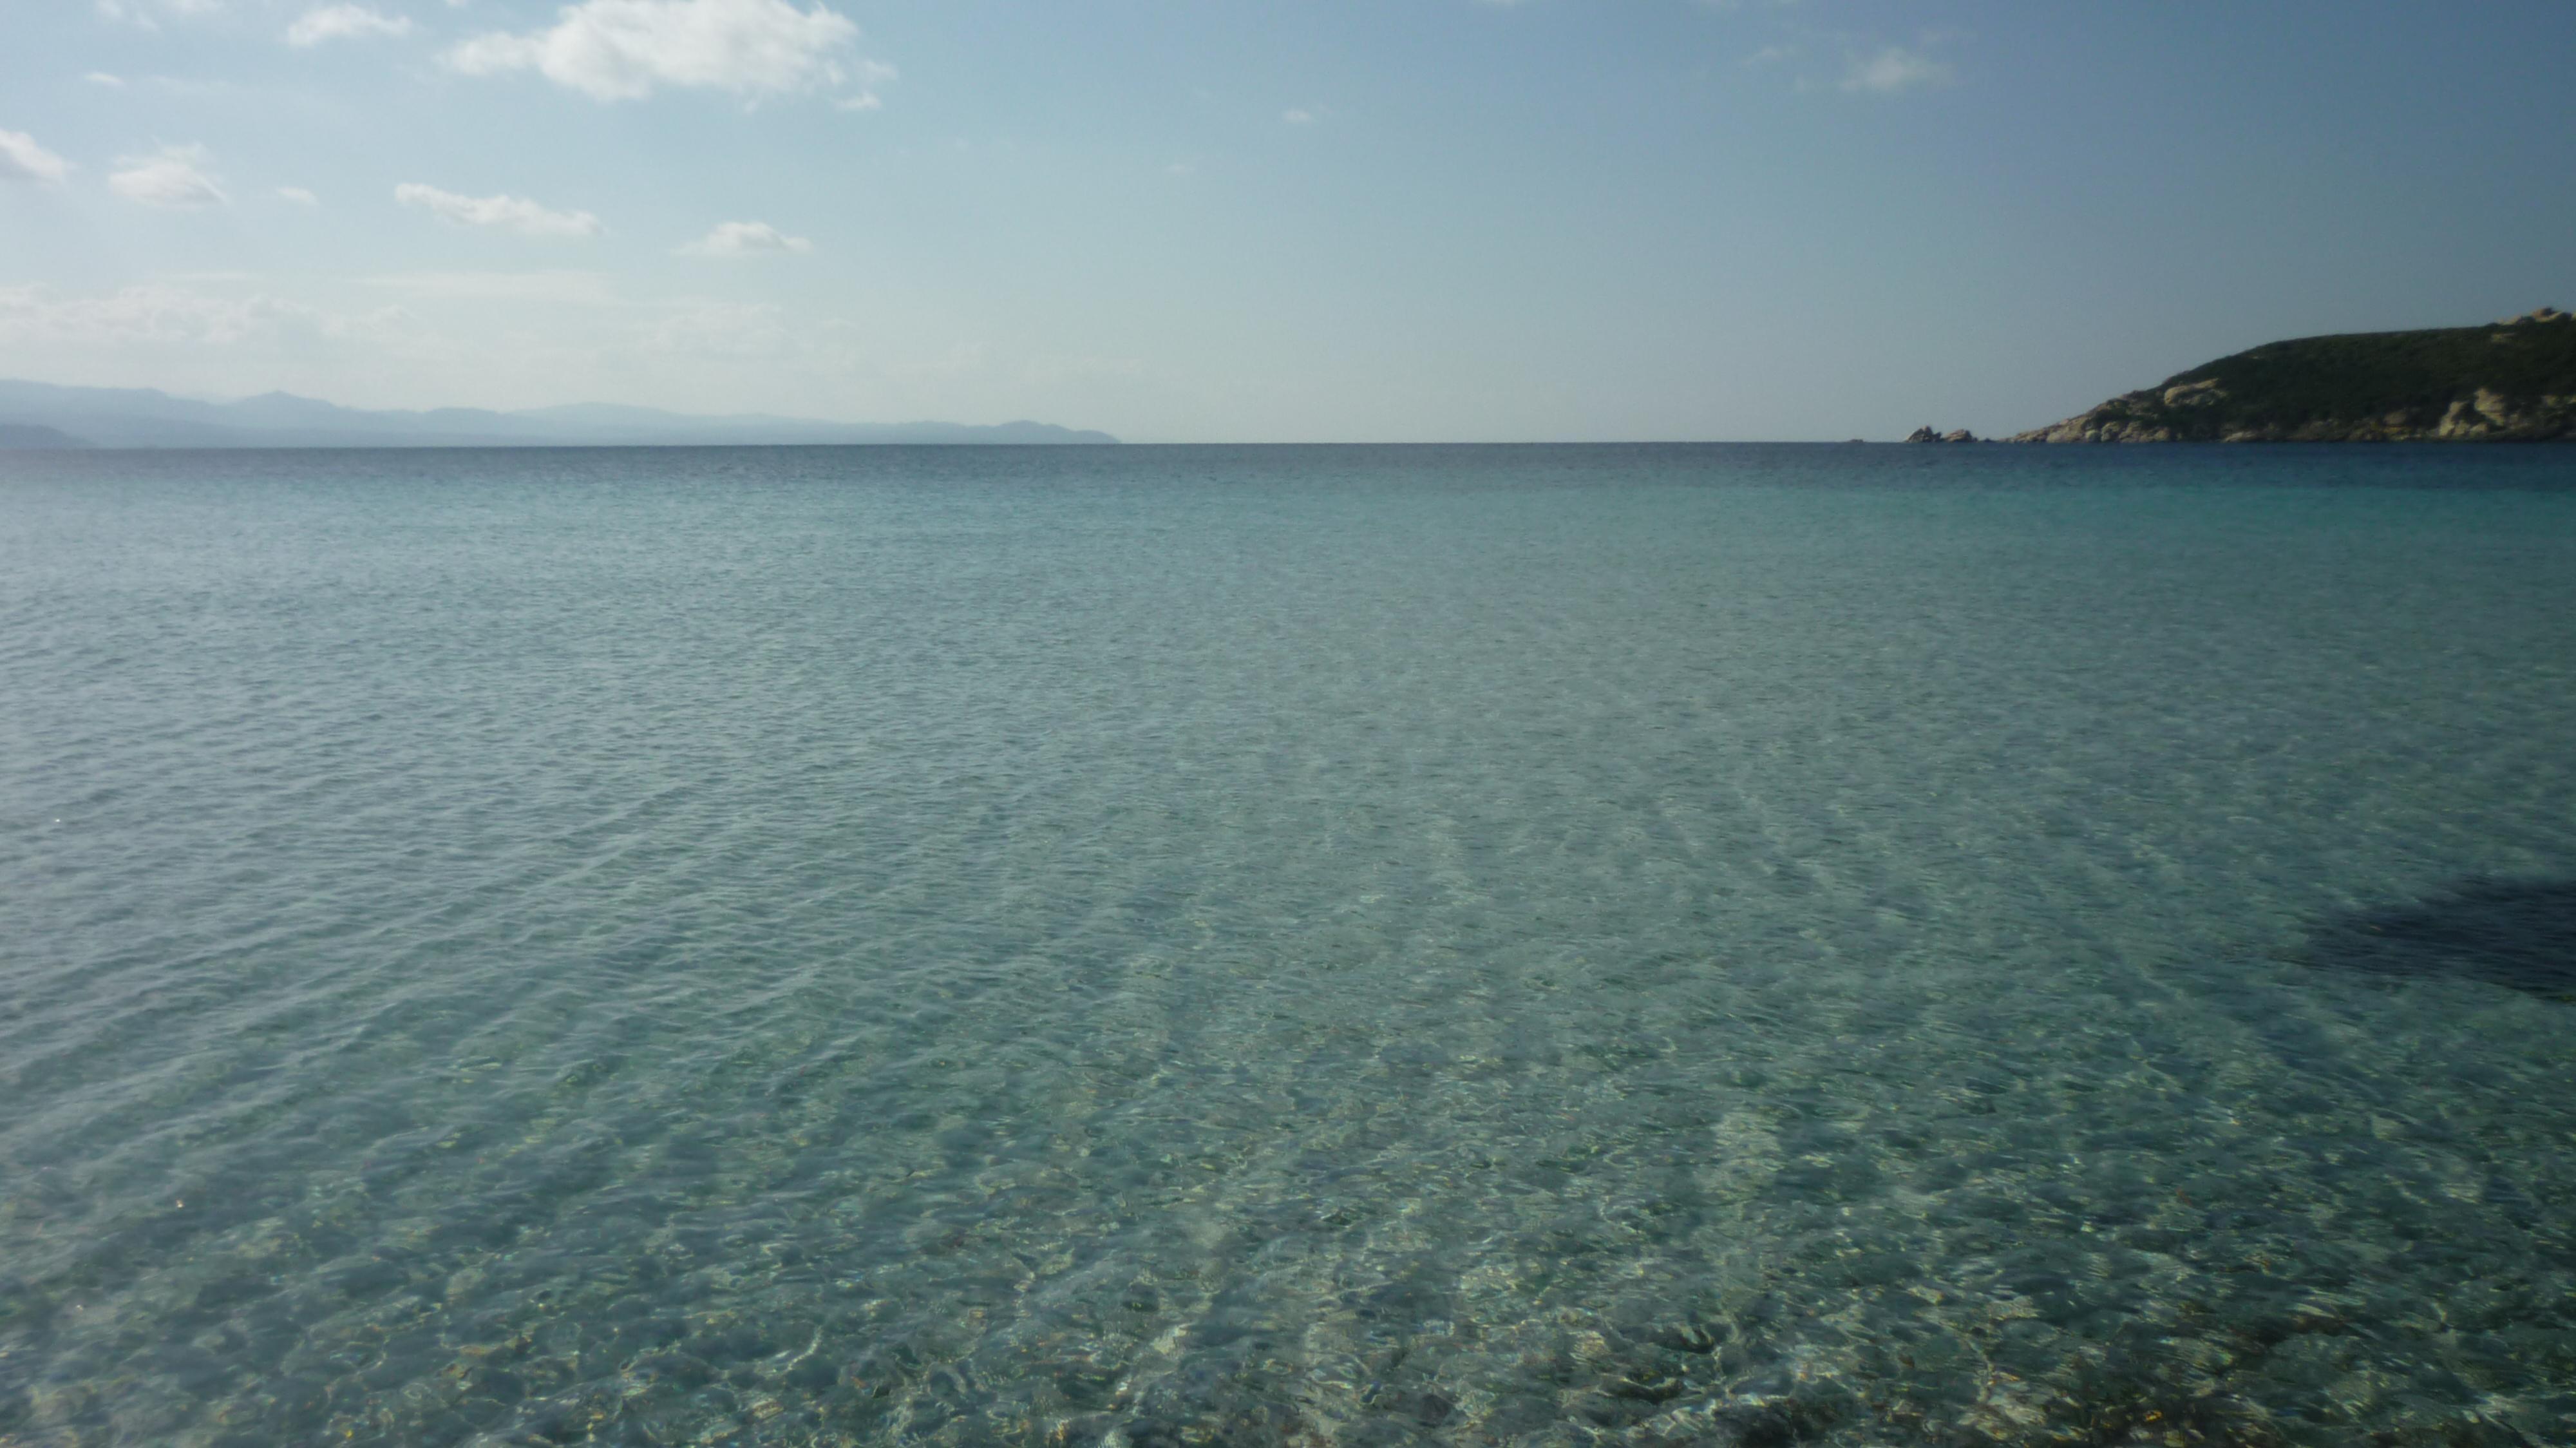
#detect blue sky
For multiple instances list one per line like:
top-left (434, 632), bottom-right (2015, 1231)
top-left (3, 0), bottom-right (2571, 441)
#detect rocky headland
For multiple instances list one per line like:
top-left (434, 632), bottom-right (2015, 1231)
top-left (1997, 308), bottom-right (2576, 443)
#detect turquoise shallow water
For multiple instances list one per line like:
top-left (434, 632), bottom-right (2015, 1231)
top-left (2, 443), bottom-right (2574, 1448)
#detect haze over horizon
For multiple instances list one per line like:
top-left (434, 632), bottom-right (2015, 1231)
top-left (4, 0), bottom-right (2572, 443)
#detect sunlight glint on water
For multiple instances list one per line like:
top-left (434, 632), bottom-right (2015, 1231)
top-left (2, 444), bottom-right (2573, 1447)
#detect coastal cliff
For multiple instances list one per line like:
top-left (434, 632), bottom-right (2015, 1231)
top-left (2007, 308), bottom-right (2576, 443)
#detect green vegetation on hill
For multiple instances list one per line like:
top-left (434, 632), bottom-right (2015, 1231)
top-left (2008, 309), bottom-right (2576, 443)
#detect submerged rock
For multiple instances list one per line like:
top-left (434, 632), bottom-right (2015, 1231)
top-left (2302, 877), bottom-right (2576, 1000)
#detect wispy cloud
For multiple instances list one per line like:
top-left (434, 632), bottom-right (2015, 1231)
top-left (0, 131), bottom-right (72, 184)
top-left (0, 283), bottom-right (410, 347)
top-left (445, 0), bottom-right (887, 106)
top-left (678, 221), bottom-right (813, 258)
top-left (94, 0), bottom-right (224, 29)
top-left (361, 271), bottom-right (623, 305)
top-left (276, 186), bottom-right (321, 205)
top-left (640, 300), bottom-right (788, 357)
top-left (395, 183), bottom-right (603, 237)
top-left (1282, 107), bottom-right (1318, 125)
top-left (110, 145), bottom-right (227, 207)
top-left (1841, 46), bottom-right (1955, 95)
top-left (84, 71), bottom-right (128, 88)
top-left (286, 5), bottom-right (416, 46)
top-left (833, 61), bottom-right (897, 111)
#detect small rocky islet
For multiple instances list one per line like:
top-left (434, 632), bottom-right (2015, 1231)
top-left (1911, 306), bottom-right (2576, 443)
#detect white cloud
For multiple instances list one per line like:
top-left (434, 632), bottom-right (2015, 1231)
top-left (0, 131), bottom-right (72, 184)
top-left (1282, 107), bottom-right (1316, 124)
top-left (276, 186), bottom-right (321, 205)
top-left (286, 5), bottom-right (417, 46)
top-left (1841, 46), bottom-right (1954, 94)
top-left (109, 146), bottom-right (227, 207)
top-left (677, 220), bottom-right (812, 258)
top-left (446, 0), bottom-right (885, 105)
top-left (395, 182), bottom-right (603, 237)
top-left (85, 71), bottom-right (128, 88)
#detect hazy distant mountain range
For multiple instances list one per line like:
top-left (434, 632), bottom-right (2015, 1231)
top-left (0, 380), bottom-right (1118, 449)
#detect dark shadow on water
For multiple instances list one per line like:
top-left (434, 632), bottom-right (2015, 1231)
top-left (2304, 877), bottom-right (2576, 1002)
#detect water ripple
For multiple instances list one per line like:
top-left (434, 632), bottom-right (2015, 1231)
top-left (2, 445), bottom-right (2574, 1446)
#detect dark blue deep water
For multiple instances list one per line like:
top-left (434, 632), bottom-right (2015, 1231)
top-left (3, 444), bottom-right (2574, 1447)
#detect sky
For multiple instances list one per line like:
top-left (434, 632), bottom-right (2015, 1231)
top-left (3, 1), bottom-right (2573, 443)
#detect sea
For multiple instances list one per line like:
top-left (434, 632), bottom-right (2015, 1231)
top-left (2, 443), bottom-right (2573, 1448)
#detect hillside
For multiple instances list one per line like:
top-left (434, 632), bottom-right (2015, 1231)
top-left (2009, 308), bottom-right (2576, 443)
